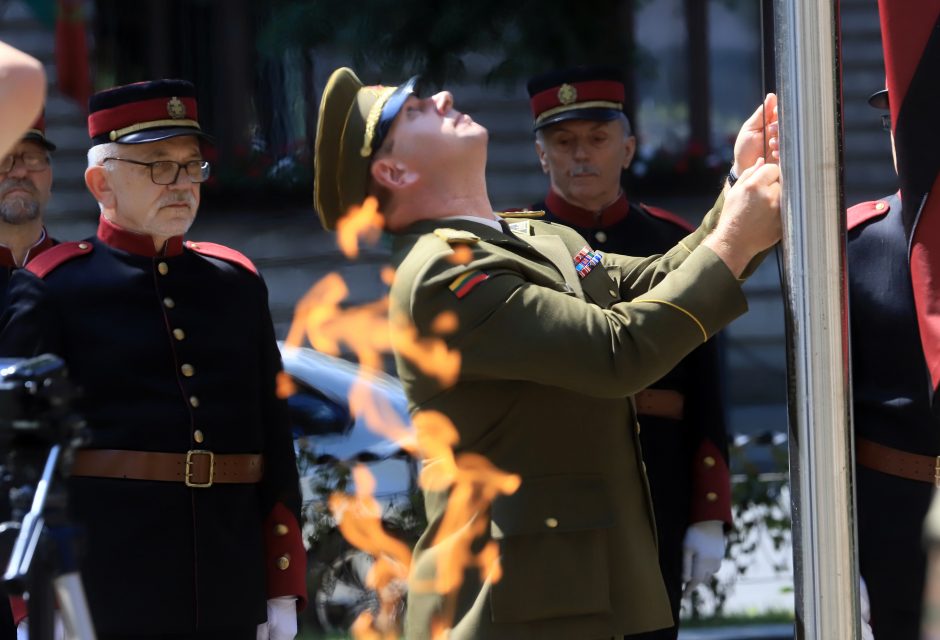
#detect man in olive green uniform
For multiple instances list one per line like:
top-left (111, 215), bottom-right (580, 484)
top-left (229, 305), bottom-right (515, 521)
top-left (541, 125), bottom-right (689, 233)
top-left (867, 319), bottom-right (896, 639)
top-left (313, 68), bottom-right (780, 639)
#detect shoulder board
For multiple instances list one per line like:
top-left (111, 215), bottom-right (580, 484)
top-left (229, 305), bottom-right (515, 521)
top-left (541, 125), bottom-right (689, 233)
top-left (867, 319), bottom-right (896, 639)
top-left (185, 241), bottom-right (258, 275)
top-left (847, 199), bottom-right (890, 231)
top-left (26, 241), bottom-right (94, 278)
top-left (433, 228), bottom-right (479, 245)
top-left (497, 210), bottom-right (545, 219)
top-left (640, 204), bottom-right (695, 233)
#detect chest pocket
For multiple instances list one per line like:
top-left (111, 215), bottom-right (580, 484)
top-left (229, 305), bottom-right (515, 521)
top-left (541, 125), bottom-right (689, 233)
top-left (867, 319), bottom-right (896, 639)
top-left (580, 264), bottom-right (621, 309)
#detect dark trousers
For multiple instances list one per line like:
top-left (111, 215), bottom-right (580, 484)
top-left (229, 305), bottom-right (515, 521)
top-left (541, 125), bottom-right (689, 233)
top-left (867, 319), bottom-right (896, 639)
top-left (857, 464), bottom-right (932, 640)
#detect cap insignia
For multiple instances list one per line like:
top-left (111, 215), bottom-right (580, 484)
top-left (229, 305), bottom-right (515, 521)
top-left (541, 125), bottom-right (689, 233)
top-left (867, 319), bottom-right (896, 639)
top-left (557, 83), bottom-right (577, 105)
top-left (167, 97), bottom-right (187, 119)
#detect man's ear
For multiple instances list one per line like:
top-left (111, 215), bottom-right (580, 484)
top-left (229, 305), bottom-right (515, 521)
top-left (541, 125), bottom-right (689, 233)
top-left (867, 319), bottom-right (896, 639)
top-left (370, 157), bottom-right (418, 190)
top-left (622, 135), bottom-right (637, 171)
top-left (85, 165), bottom-right (116, 209)
top-left (535, 140), bottom-right (550, 175)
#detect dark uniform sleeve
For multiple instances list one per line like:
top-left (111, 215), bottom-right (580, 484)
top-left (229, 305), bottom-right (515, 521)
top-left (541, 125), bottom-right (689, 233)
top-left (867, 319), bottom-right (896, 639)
top-left (255, 276), bottom-right (307, 608)
top-left (0, 269), bottom-right (61, 357)
top-left (684, 335), bottom-right (733, 525)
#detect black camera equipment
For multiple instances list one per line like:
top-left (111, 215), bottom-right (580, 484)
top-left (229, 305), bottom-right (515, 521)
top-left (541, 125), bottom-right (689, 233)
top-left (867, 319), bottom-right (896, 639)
top-left (0, 354), bottom-right (96, 640)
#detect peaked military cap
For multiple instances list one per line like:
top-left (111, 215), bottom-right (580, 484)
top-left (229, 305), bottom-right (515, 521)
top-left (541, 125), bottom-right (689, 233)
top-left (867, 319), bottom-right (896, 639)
top-left (868, 89), bottom-right (889, 109)
top-left (314, 67), bottom-right (419, 230)
top-left (87, 79), bottom-right (214, 146)
top-left (527, 65), bottom-right (628, 131)
top-left (23, 111), bottom-right (56, 151)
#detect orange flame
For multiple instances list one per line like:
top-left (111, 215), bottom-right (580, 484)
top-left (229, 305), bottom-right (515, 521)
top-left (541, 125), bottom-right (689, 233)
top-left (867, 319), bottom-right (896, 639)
top-left (287, 196), bottom-right (520, 638)
top-left (337, 196), bottom-right (385, 259)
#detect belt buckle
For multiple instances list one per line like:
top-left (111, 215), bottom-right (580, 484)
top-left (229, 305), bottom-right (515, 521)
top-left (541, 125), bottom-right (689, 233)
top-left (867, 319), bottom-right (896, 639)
top-left (185, 450), bottom-right (215, 488)
top-left (935, 456), bottom-right (940, 488)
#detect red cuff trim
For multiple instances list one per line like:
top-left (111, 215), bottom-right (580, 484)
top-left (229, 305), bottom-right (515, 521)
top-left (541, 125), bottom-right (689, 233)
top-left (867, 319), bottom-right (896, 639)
top-left (10, 595), bottom-right (26, 625)
top-left (689, 439), bottom-right (733, 525)
top-left (264, 502), bottom-right (308, 610)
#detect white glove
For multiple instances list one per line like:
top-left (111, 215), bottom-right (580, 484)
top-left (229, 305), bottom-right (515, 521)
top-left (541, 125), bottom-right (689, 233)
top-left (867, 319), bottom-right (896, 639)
top-left (17, 615), bottom-right (65, 640)
top-left (256, 596), bottom-right (298, 640)
top-left (860, 575), bottom-right (875, 640)
top-left (682, 520), bottom-right (725, 596)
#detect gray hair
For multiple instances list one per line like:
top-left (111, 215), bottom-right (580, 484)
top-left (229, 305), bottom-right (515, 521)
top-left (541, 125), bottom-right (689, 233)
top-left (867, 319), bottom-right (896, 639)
top-left (87, 142), bottom-right (121, 169)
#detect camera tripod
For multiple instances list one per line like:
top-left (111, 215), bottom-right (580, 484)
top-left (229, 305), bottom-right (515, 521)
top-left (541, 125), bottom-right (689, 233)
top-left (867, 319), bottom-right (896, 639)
top-left (0, 355), bottom-right (95, 640)
top-left (2, 442), bottom-right (96, 640)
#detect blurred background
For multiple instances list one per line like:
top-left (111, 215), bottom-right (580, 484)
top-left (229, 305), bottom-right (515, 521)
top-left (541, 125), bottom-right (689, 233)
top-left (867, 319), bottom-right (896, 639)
top-left (0, 0), bottom-right (895, 635)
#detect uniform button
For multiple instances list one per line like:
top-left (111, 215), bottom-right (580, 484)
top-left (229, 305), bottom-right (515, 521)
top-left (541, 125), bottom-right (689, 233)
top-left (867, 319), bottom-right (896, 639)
top-left (875, 201), bottom-right (886, 211)
top-left (189, 395), bottom-right (200, 408)
top-left (193, 429), bottom-right (204, 444)
top-left (163, 297), bottom-right (176, 309)
top-left (78, 242), bottom-right (89, 250)
top-left (173, 328), bottom-right (185, 341)
top-left (276, 554), bottom-right (291, 570)
top-left (706, 492), bottom-right (718, 502)
top-left (608, 289), bottom-right (617, 297)
top-left (158, 262), bottom-right (169, 275)
top-left (704, 456), bottom-right (716, 468)
top-left (636, 423), bottom-right (641, 435)
top-left (275, 524), bottom-right (289, 536)
top-left (181, 364), bottom-right (195, 377)
top-left (595, 230), bottom-right (607, 243)
top-left (545, 517), bottom-right (559, 529)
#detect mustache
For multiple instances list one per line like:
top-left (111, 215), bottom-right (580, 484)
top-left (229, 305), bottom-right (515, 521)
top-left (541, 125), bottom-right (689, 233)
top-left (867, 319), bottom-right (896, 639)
top-left (0, 179), bottom-right (38, 198)
top-left (159, 193), bottom-right (196, 208)
top-left (569, 165), bottom-right (600, 177)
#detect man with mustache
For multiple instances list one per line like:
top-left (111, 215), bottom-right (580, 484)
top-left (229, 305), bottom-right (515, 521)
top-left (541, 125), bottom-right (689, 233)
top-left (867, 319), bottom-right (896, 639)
top-left (523, 66), bottom-right (738, 639)
top-left (0, 80), bottom-right (305, 640)
top-left (314, 66), bottom-right (780, 639)
top-left (0, 113), bottom-right (57, 304)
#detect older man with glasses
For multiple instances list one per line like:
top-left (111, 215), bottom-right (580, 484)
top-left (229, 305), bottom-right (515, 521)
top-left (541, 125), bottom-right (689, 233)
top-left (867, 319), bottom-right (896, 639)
top-left (0, 113), bottom-right (57, 304)
top-left (0, 79), bottom-right (305, 640)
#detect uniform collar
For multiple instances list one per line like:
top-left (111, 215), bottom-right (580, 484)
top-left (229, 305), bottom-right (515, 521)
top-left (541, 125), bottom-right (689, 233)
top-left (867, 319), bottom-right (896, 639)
top-left (544, 189), bottom-right (630, 228)
top-left (0, 227), bottom-right (55, 268)
top-left (97, 215), bottom-right (184, 257)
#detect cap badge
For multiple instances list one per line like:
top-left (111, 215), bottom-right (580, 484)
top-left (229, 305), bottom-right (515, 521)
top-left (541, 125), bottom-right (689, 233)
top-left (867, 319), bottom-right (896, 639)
top-left (167, 97), bottom-right (187, 119)
top-left (557, 83), bottom-right (577, 105)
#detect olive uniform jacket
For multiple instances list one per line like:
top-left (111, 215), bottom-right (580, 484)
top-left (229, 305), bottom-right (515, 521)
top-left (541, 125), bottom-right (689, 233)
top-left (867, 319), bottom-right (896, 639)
top-left (391, 194), bottom-right (755, 639)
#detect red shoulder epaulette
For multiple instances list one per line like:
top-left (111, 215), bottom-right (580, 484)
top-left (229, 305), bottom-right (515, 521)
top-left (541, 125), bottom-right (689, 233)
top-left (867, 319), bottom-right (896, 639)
top-left (25, 241), bottom-right (94, 278)
top-left (185, 241), bottom-right (258, 275)
top-left (847, 199), bottom-right (891, 231)
top-left (640, 204), bottom-right (695, 233)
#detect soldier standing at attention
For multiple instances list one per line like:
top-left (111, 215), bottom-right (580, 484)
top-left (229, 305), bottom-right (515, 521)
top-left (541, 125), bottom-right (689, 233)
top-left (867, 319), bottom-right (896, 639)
top-left (524, 66), bottom-right (735, 639)
top-left (314, 66), bottom-right (780, 639)
top-left (848, 87), bottom-right (936, 640)
top-left (0, 79), bottom-right (305, 640)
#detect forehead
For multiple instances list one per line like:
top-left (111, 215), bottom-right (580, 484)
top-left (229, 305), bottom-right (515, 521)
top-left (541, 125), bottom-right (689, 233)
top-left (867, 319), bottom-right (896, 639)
top-left (545, 119), bottom-right (620, 136)
top-left (10, 140), bottom-right (47, 155)
top-left (119, 136), bottom-right (202, 159)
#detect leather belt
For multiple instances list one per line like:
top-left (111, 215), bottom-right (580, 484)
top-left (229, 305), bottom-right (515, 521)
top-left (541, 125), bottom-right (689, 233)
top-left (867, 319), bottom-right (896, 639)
top-left (635, 389), bottom-right (685, 420)
top-left (71, 449), bottom-right (264, 488)
top-left (856, 438), bottom-right (940, 486)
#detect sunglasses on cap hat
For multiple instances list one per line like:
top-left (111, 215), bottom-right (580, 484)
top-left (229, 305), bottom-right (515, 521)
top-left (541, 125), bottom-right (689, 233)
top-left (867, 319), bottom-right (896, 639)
top-left (368, 75), bottom-right (421, 155)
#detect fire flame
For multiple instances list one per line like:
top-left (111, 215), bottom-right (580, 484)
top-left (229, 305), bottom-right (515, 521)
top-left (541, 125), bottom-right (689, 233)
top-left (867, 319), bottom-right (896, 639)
top-left (286, 198), bottom-right (519, 638)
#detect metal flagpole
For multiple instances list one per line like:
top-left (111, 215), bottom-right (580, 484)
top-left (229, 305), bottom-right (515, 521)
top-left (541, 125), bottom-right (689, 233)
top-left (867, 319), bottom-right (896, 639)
top-left (773, 0), bottom-right (860, 638)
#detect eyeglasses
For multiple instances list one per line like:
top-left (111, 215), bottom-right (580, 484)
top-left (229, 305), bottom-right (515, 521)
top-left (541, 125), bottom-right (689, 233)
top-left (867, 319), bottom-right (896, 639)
top-left (103, 157), bottom-right (211, 185)
top-left (881, 114), bottom-right (892, 132)
top-left (0, 151), bottom-right (50, 174)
